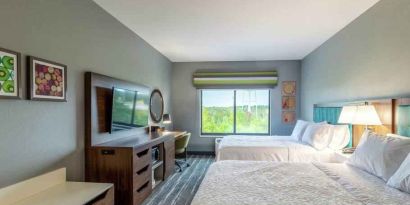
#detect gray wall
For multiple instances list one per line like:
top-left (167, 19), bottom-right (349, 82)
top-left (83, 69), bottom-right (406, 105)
top-left (0, 0), bottom-right (172, 188)
top-left (301, 0), bottom-right (410, 120)
top-left (172, 61), bottom-right (301, 152)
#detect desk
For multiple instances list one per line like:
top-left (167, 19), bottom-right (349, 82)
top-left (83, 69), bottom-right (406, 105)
top-left (161, 131), bottom-right (187, 139)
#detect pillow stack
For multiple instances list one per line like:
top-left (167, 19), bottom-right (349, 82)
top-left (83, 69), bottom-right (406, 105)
top-left (346, 131), bottom-right (410, 182)
top-left (327, 125), bottom-right (350, 150)
top-left (290, 120), bottom-right (310, 141)
top-left (301, 123), bottom-right (333, 150)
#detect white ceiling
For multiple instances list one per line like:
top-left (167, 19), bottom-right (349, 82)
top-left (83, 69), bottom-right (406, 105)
top-left (94, 0), bottom-right (380, 62)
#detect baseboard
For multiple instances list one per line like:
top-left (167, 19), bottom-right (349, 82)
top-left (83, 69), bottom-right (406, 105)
top-left (187, 151), bottom-right (215, 156)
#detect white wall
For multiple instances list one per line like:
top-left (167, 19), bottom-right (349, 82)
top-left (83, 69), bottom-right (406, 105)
top-left (301, 0), bottom-right (410, 120)
top-left (172, 61), bottom-right (301, 151)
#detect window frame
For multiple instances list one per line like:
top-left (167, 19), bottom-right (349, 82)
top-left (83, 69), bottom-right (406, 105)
top-left (200, 89), bottom-right (271, 136)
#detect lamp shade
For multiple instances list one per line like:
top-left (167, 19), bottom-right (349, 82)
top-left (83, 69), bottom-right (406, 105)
top-left (338, 106), bottom-right (358, 124)
top-left (352, 105), bottom-right (382, 125)
top-left (162, 114), bottom-right (171, 124)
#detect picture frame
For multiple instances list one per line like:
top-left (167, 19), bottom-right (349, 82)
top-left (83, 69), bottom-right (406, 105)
top-left (282, 81), bottom-right (296, 96)
top-left (28, 56), bottom-right (67, 102)
top-left (0, 47), bottom-right (21, 99)
top-left (282, 111), bottom-right (296, 124)
top-left (282, 96), bottom-right (296, 110)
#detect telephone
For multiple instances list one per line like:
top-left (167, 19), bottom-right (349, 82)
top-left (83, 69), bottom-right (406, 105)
top-left (342, 147), bottom-right (356, 154)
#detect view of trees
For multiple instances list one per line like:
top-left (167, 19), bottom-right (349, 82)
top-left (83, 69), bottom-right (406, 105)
top-left (201, 89), bottom-right (270, 134)
top-left (202, 105), bottom-right (269, 134)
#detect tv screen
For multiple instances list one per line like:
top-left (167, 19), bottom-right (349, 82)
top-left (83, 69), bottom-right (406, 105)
top-left (111, 87), bottom-right (149, 132)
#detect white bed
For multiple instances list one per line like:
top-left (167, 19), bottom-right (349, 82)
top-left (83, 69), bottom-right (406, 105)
top-left (191, 160), bottom-right (410, 205)
top-left (217, 135), bottom-right (340, 162)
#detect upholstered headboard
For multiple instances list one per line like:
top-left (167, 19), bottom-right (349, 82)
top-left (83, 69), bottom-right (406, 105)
top-left (396, 98), bottom-right (410, 137)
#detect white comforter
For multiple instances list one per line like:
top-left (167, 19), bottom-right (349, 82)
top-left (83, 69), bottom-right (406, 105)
top-left (192, 161), bottom-right (410, 205)
top-left (217, 135), bottom-right (337, 162)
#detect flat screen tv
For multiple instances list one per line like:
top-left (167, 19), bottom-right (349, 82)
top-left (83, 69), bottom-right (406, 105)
top-left (110, 87), bottom-right (149, 133)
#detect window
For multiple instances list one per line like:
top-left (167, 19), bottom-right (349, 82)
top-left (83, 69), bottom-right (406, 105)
top-left (201, 89), bottom-right (270, 135)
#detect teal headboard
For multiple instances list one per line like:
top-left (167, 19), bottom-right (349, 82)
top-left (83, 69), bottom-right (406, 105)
top-left (313, 107), bottom-right (353, 148)
top-left (397, 105), bottom-right (410, 137)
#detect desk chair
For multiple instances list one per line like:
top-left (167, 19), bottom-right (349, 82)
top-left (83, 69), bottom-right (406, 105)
top-left (175, 133), bottom-right (191, 172)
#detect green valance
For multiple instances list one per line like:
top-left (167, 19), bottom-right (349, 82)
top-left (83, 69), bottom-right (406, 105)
top-left (192, 71), bottom-right (278, 88)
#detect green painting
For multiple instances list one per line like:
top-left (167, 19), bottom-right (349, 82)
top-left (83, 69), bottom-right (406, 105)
top-left (0, 48), bottom-right (19, 98)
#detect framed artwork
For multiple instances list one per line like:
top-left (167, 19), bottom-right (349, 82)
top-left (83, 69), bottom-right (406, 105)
top-left (282, 96), bottom-right (296, 110)
top-left (0, 47), bottom-right (21, 99)
top-left (282, 81), bottom-right (296, 96)
top-left (282, 111), bottom-right (296, 124)
top-left (28, 56), bottom-right (67, 101)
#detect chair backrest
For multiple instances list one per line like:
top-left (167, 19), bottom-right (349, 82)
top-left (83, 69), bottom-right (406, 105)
top-left (175, 133), bottom-right (191, 151)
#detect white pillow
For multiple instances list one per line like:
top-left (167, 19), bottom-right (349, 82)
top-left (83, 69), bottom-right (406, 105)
top-left (346, 131), bottom-right (410, 181)
top-left (291, 120), bottom-right (309, 141)
top-left (328, 125), bottom-right (350, 150)
top-left (387, 153), bottom-right (410, 193)
top-left (301, 123), bottom-right (332, 150)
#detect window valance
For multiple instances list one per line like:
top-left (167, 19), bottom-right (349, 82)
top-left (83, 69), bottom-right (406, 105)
top-left (192, 70), bottom-right (278, 88)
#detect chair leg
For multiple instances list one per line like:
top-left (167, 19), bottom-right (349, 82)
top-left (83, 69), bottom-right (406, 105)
top-left (184, 149), bottom-right (190, 167)
top-left (175, 161), bottom-right (182, 172)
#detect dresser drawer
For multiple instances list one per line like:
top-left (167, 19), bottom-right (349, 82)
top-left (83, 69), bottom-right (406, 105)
top-left (133, 147), bottom-right (151, 171)
top-left (133, 164), bottom-right (151, 189)
top-left (133, 180), bottom-right (152, 205)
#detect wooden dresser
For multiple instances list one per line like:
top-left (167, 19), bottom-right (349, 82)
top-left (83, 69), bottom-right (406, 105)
top-left (86, 131), bottom-right (179, 205)
top-left (84, 72), bottom-right (181, 205)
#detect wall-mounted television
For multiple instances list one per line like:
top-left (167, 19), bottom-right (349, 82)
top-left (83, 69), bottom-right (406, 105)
top-left (110, 87), bottom-right (149, 133)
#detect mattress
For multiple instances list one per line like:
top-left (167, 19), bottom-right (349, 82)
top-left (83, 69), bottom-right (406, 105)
top-left (217, 135), bottom-right (338, 162)
top-left (191, 161), bottom-right (410, 205)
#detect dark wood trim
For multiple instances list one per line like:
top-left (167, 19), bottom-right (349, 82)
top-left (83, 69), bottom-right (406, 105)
top-left (0, 47), bottom-right (21, 99)
top-left (392, 98), bottom-right (397, 134)
top-left (27, 56), bottom-right (67, 102)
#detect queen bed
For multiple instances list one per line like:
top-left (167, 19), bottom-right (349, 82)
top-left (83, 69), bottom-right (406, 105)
top-left (191, 161), bottom-right (410, 205)
top-left (216, 120), bottom-right (351, 162)
top-left (193, 132), bottom-right (410, 205)
top-left (216, 135), bottom-right (339, 162)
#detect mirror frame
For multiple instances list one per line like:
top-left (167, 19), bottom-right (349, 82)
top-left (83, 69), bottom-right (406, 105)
top-left (149, 89), bottom-right (164, 123)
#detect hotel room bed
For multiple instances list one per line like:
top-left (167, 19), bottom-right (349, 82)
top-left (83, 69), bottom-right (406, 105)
top-left (191, 160), bottom-right (410, 205)
top-left (216, 135), bottom-right (339, 162)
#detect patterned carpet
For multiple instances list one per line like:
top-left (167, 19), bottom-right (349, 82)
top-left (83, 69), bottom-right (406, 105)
top-left (142, 155), bottom-right (214, 205)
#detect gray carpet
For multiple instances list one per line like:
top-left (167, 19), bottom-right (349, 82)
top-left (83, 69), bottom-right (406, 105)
top-left (142, 155), bottom-right (214, 205)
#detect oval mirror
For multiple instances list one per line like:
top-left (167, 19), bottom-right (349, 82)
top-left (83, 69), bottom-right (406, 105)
top-left (150, 89), bottom-right (164, 123)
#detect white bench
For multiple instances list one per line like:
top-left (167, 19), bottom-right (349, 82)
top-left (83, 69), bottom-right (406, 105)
top-left (0, 168), bottom-right (114, 205)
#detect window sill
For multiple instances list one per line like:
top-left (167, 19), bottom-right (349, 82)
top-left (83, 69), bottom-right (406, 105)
top-left (200, 135), bottom-right (226, 138)
top-left (200, 134), bottom-right (270, 138)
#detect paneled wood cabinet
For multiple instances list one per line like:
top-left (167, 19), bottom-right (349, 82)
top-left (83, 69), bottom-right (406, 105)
top-left (86, 135), bottom-right (175, 205)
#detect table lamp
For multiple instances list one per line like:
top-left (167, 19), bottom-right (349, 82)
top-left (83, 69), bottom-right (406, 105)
top-left (338, 105), bottom-right (358, 124)
top-left (352, 104), bottom-right (382, 130)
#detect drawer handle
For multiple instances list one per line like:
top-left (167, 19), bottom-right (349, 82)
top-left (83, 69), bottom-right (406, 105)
top-left (137, 181), bottom-right (149, 193)
top-left (136, 165), bottom-right (149, 175)
top-left (137, 149), bottom-right (149, 157)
